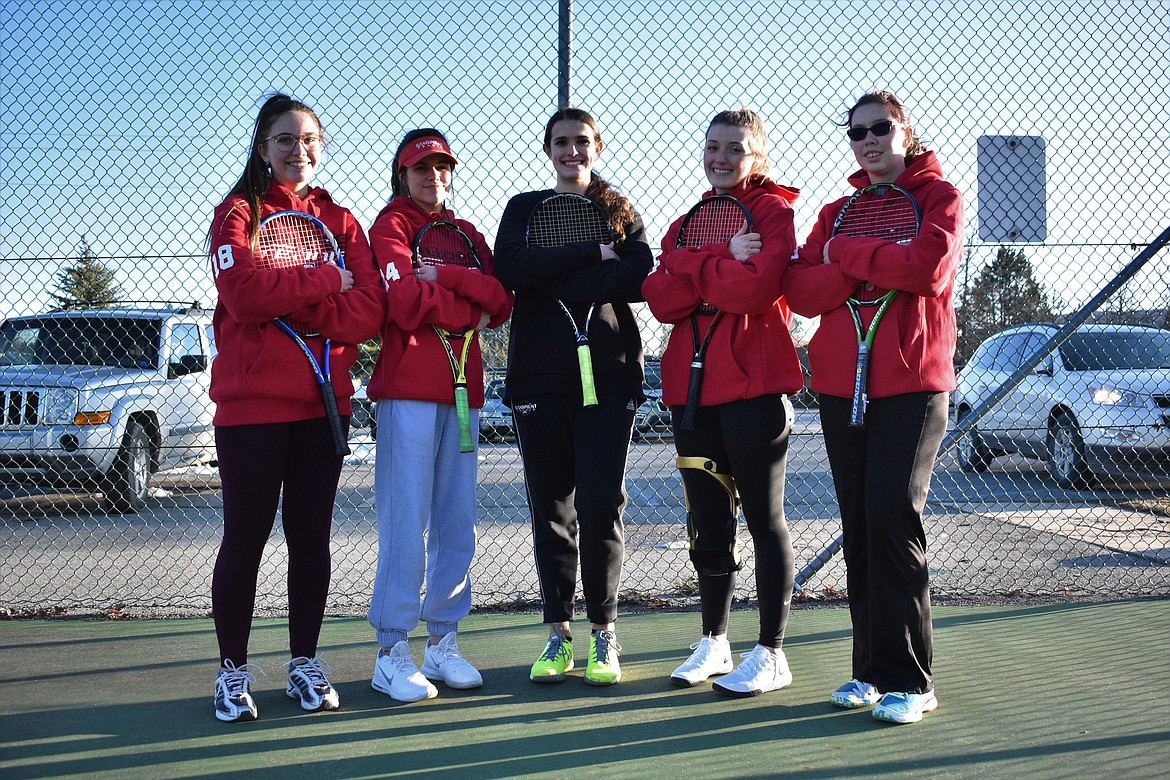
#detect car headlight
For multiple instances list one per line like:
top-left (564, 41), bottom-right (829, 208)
top-left (1089, 386), bottom-right (1145, 407)
top-left (41, 387), bottom-right (79, 424)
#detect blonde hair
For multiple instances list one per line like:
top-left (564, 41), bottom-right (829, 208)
top-left (708, 108), bottom-right (772, 179)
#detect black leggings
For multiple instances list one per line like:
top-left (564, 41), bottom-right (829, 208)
top-left (513, 393), bottom-right (636, 625)
top-left (212, 417), bottom-right (346, 665)
top-left (672, 394), bottom-right (794, 648)
top-left (820, 392), bottom-right (948, 694)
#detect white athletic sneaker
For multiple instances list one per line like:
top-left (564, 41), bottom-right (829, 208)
top-left (285, 655), bottom-right (340, 711)
top-left (421, 632), bottom-right (483, 689)
top-left (372, 641), bottom-right (438, 702)
top-left (712, 644), bottom-right (793, 698)
top-left (214, 661), bottom-right (263, 723)
top-left (670, 635), bottom-right (734, 688)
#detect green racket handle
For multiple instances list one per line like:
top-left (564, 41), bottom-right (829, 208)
top-left (577, 345), bottom-right (598, 407)
top-left (455, 386), bottom-right (473, 452)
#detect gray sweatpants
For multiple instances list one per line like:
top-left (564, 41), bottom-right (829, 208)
top-left (367, 398), bottom-right (479, 646)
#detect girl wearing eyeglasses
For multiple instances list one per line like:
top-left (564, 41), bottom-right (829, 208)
top-left (207, 93), bottom-right (384, 723)
top-left (642, 108), bottom-right (803, 698)
top-left (785, 91), bottom-right (964, 725)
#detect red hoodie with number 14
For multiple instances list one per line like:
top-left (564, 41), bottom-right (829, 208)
top-left (365, 195), bottom-right (513, 407)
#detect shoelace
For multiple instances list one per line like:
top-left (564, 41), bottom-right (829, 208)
top-left (736, 646), bottom-right (773, 674)
top-left (541, 635), bottom-right (569, 661)
top-left (433, 640), bottom-right (466, 664)
top-left (288, 655), bottom-right (332, 687)
top-left (220, 660), bottom-right (264, 695)
top-left (593, 631), bottom-right (621, 664)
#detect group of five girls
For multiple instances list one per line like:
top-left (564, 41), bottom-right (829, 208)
top-left (207, 89), bottom-right (963, 728)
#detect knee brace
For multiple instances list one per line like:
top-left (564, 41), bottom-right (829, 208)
top-left (676, 456), bottom-right (742, 576)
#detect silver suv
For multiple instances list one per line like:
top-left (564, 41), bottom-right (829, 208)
top-left (955, 323), bottom-right (1170, 488)
top-left (0, 304), bottom-right (216, 512)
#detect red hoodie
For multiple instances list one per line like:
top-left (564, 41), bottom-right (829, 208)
top-left (642, 177), bottom-right (805, 407)
top-left (366, 196), bottom-right (513, 406)
top-left (785, 151), bottom-right (964, 399)
top-left (208, 183), bottom-right (386, 426)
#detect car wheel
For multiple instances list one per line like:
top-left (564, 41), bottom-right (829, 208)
top-left (103, 421), bottom-right (152, 514)
top-left (957, 408), bottom-right (993, 473)
top-left (1048, 413), bottom-right (1092, 489)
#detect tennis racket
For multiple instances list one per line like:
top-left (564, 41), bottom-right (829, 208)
top-left (412, 220), bottom-right (483, 453)
top-left (254, 210), bottom-right (350, 457)
top-left (831, 183), bottom-right (921, 427)
top-left (525, 192), bottom-right (613, 407)
top-left (675, 194), bottom-right (753, 430)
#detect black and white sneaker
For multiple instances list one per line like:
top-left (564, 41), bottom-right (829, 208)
top-left (286, 655), bottom-right (340, 711)
top-left (214, 661), bottom-right (262, 723)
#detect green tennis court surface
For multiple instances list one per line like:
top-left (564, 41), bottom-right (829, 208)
top-left (3, 601), bottom-right (1168, 778)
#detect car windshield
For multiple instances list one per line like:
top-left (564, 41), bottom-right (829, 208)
top-left (1061, 330), bottom-right (1170, 371)
top-left (0, 317), bottom-right (161, 368)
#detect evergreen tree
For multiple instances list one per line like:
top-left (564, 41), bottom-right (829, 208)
top-left (51, 236), bottom-right (123, 309)
top-left (956, 245), bottom-right (1060, 364)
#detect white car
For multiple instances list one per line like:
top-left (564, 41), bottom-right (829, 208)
top-left (954, 323), bottom-right (1170, 487)
top-left (479, 377), bottom-right (513, 443)
top-left (0, 305), bottom-right (217, 511)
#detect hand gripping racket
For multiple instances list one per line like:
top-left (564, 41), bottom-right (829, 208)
top-left (524, 192), bottom-right (613, 407)
top-left (675, 194), bottom-right (753, 430)
top-left (831, 183), bottom-right (921, 427)
top-left (412, 220), bottom-right (483, 453)
top-left (254, 210), bottom-right (350, 457)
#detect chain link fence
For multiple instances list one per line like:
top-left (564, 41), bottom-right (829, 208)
top-left (2, 0), bottom-right (1168, 616)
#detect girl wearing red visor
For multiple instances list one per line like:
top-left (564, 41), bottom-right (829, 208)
top-left (365, 129), bottom-right (512, 702)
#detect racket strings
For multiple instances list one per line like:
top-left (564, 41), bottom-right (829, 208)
top-left (837, 193), bottom-right (918, 302)
top-left (527, 199), bottom-right (611, 247)
top-left (677, 203), bottom-right (748, 248)
top-left (255, 217), bottom-right (334, 271)
top-left (417, 227), bottom-right (480, 270)
top-left (255, 216), bottom-right (338, 337)
top-left (678, 200), bottom-right (750, 313)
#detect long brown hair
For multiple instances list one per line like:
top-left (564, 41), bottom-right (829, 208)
top-left (542, 107), bottom-right (635, 246)
top-left (222, 93), bottom-right (325, 246)
top-left (843, 90), bottom-right (927, 162)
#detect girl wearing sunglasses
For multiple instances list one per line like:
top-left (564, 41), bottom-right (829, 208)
top-left (785, 91), bottom-right (964, 725)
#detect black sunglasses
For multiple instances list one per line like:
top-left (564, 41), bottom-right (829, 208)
top-left (846, 120), bottom-right (898, 142)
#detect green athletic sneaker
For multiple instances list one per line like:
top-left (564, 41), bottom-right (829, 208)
top-left (530, 634), bottom-right (573, 683)
top-left (585, 629), bottom-right (622, 686)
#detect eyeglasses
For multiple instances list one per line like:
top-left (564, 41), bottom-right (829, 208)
top-left (264, 133), bottom-right (323, 152)
top-left (846, 120), bottom-right (899, 142)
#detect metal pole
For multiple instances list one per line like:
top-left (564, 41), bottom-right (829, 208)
top-left (557, 0), bottom-right (572, 108)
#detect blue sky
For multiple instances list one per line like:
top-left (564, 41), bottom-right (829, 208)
top-left (2, 0), bottom-right (1167, 331)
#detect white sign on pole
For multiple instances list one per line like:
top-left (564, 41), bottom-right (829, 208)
top-left (977, 135), bottom-right (1046, 243)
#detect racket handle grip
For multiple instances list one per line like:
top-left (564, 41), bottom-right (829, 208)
top-left (455, 386), bottom-right (474, 453)
top-left (577, 345), bottom-right (598, 407)
top-left (319, 381), bottom-right (351, 457)
top-left (681, 360), bottom-right (704, 431)
top-left (849, 344), bottom-right (870, 428)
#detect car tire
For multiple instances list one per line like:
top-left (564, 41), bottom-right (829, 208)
top-left (957, 408), bottom-right (993, 473)
top-left (103, 421), bottom-right (152, 514)
top-left (1048, 413), bottom-right (1092, 489)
